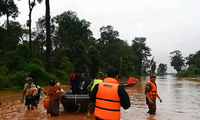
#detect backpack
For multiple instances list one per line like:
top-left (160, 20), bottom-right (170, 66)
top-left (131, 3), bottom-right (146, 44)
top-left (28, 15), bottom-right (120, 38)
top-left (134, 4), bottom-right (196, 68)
top-left (67, 73), bottom-right (76, 86)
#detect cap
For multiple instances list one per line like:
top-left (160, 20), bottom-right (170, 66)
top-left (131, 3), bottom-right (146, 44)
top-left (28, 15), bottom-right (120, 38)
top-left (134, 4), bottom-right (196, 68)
top-left (106, 68), bottom-right (119, 78)
top-left (26, 77), bottom-right (32, 81)
top-left (150, 74), bottom-right (156, 77)
top-left (97, 72), bottom-right (104, 78)
top-left (85, 70), bottom-right (89, 75)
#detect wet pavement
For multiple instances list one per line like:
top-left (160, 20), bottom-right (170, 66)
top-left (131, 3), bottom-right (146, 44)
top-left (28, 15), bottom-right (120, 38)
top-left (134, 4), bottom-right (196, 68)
top-left (0, 75), bottom-right (200, 120)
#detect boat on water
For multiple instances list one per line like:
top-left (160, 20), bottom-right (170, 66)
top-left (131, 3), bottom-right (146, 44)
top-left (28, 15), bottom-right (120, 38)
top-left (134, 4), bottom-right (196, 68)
top-left (119, 76), bottom-right (137, 87)
top-left (120, 81), bottom-right (136, 87)
top-left (61, 77), bottom-right (137, 112)
top-left (60, 90), bottom-right (90, 112)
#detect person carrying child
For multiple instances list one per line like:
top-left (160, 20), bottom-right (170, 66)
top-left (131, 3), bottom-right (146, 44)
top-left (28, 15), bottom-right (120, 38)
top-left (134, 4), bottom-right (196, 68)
top-left (22, 77), bottom-right (38, 110)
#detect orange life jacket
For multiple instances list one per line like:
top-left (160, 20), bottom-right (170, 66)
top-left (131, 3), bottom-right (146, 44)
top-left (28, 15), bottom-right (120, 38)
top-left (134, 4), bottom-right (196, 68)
top-left (94, 78), bottom-right (121, 120)
top-left (147, 81), bottom-right (158, 99)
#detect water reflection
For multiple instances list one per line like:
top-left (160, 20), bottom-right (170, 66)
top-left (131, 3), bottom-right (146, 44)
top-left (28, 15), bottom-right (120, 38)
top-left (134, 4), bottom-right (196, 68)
top-left (122, 75), bottom-right (200, 120)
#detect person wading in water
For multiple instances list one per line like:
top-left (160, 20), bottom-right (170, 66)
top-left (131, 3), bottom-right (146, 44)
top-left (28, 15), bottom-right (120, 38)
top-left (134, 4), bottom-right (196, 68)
top-left (86, 72), bottom-right (104, 119)
top-left (145, 74), bottom-right (162, 115)
top-left (22, 77), bottom-right (37, 110)
top-left (90, 68), bottom-right (130, 120)
top-left (47, 79), bottom-right (61, 118)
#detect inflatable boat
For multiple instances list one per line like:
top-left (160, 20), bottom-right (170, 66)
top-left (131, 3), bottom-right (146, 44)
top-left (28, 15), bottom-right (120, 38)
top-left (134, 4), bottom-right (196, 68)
top-left (120, 82), bottom-right (136, 87)
top-left (60, 90), bottom-right (90, 112)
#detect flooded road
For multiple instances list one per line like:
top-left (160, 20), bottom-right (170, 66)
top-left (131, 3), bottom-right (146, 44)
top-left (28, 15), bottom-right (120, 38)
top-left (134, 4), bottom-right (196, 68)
top-left (121, 75), bottom-right (200, 120)
top-left (0, 75), bottom-right (200, 120)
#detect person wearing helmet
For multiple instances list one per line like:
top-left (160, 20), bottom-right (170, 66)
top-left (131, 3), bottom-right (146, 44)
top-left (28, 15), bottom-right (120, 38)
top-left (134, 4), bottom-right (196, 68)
top-left (22, 77), bottom-right (37, 110)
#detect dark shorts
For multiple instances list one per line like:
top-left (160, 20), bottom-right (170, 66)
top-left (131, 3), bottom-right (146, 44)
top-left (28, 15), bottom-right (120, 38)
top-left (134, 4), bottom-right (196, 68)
top-left (25, 95), bottom-right (36, 106)
top-left (87, 102), bottom-right (95, 113)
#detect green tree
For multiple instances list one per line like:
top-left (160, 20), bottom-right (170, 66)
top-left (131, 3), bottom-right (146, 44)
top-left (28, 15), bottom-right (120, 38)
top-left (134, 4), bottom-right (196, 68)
top-left (88, 46), bottom-right (100, 78)
top-left (97, 25), bottom-right (120, 70)
top-left (157, 63), bottom-right (167, 75)
top-left (170, 50), bottom-right (184, 73)
top-left (54, 11), bottom-right (93, 49)
top-left (3, 44), bottom-right (30, 72)
top-left (60, 57), bottom-right (74, 75)
top-left (0, 0), bottom-right (19, 53)
top-left (150, 59), bottom-right (156, 74)
top-left (0, 21), bottom-right (26, 53)
top-left (132, 37), bottom-right (151, 76)
top-left (27, 0), bottom-right (42, 53)
top-left (186, 50), bottom-right (200, 69)
top-left (0, 0), bottom-right (19, 30)
top-left (33, 16), bottom-right (56, 59)
top-left (71, 41), bottom-right (87, 70)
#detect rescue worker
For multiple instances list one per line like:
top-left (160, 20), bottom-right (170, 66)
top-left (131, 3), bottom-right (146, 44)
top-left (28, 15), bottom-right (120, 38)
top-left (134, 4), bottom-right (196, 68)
top-left (66, 73), bottom-right (76, 90)
top-left (86, 72), bottom-right (104, 119)
top-left (67, 70), bottom-right (82, 94)
top-left (145, 74), bottom-right (162, 115)
top-left (90, 68), bottom-right (130, 120)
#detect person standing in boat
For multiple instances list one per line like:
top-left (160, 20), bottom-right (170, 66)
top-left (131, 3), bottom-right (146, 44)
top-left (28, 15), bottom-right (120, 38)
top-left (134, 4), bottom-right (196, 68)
top-left (82, 70), bottom-right (91, 94)
top-left (86, 72), bottom-right (104, 119)
top-left (90, 68), bottom-right (130, 120)
top-left (70, 69), bottom-right (82, 94)
top-left (145, 74), bottom-right (162, 115)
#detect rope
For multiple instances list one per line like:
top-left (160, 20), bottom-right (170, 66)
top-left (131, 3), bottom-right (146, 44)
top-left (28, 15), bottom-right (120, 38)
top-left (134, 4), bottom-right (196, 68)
top-left (75, 94), bottom-right (81, 113)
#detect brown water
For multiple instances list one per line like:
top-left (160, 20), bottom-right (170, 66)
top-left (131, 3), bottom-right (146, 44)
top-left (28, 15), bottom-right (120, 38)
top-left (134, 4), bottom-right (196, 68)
top-left (0, 75), bottom-right (200, 120)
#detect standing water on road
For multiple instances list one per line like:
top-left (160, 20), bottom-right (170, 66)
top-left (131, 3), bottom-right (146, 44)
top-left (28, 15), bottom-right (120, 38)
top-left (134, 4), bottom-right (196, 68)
top-left (121, 75), bottom-right (200, 120)
top-left (0, 75), bottom-right (200, 120)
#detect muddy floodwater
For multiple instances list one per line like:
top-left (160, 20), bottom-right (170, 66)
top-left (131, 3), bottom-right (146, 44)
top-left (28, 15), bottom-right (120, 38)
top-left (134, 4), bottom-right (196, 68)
top-left (0, 75), bottom-right (200, 120)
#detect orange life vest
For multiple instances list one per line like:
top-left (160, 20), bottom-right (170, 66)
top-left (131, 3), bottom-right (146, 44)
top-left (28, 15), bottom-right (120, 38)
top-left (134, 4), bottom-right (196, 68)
top-left (147, 81), bottom-right (158, 99)
top-left (94, 78), bottom-right (121, 120)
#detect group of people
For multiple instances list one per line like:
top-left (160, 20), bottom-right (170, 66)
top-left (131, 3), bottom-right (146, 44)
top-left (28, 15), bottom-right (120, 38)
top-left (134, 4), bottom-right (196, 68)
top-left (66, 69), bottom-right (91, 94)
top-left (22, 77), bottom-right (62, 118)
top-left (21, 69), bottom-right (162, 120)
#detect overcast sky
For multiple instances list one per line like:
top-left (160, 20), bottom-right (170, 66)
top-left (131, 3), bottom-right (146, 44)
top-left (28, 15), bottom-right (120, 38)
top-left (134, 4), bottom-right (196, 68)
top-left (1, 0), bottom-right (200, 73)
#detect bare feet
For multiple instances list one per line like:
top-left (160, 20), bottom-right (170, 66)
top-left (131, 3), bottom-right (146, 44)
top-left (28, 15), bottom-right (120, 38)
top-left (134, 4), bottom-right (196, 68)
top-left (27, 106), bottom-right (30, 110)
top-left (86, 112), bottom-right (90, 119)
top-left (47, 114), bottom-right (51, 119)
top-left (31, 105), bottom-right (34, 110)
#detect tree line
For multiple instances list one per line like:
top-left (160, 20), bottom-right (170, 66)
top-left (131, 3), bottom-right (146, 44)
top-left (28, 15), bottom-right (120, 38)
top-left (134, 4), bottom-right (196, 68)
top-left (170, 50), bottom-right (200, 77)
top-left (0, 0), bottom-right (167, 90)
